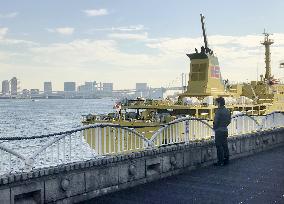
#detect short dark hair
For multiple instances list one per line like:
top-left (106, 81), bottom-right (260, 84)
top-left (216, 97), bottom-right (225, 106)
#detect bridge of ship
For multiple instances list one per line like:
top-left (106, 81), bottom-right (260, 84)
top-left (0, 111), bottom-right (284, 175)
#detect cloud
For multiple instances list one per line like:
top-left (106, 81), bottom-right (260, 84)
top-left (2, 32), bottom-right (284, 89)
top-left (29, 39), bottom-right (155, 68)
top-left (0, 38), bottom-right (38, 46)
top-left (146, 37), bottom-right (202, 55)
top-left (108, 32), bottom-right (149, 40)
top-left (0, 51), bottom-right (12, 60)
top-left (145, 33), bottom-right (284, 82)
top-left (93, 25), bottom-right (146, 32)
top-left (0, 12), bottom-right (18, 19)
top-left (0, 28), bottom-right (38, 46)
top-left (0, 27), bottom-right (8, 39)
top-left (83, 9), bottom-right (108, 17)
top-left (47, 27), bottom-right (74, 35)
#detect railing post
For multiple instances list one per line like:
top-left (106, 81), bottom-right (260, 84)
top-left (185, 120), bottom-right (189, 144)
top-left (145, 140), bottom-right (155, 149)
top-left (24, 158), bottom-right (34, 172)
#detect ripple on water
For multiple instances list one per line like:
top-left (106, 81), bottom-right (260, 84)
top-left (0, 98), bottom-right (114, 138)
top-left (0, 98), bottom-right (114, 174)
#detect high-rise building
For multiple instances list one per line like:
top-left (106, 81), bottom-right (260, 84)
top-left (85, 82), bottom-right (94, 92)
top-left (136, 83), bottom-right (148, 92)
top-left (10, 77), bottom-right (18, 95)
top-left (93, 81), bottom-right (97, 92)
top-left (64, 82), bottom-right (76, 92)
top-left (1, 80), bottom-right (9, 95)
top-left (22, 89), bottom-right (30, 97)
top-left (78, 81), bottom-right (97, 93)
top-left (44, 82), bottom-right (52, 94)
top-left (77, 85), bottom-right (84, 93)
top-left (102, 83), bottom-right (113, 93)
top-left (135, 83), bottom-right (149, 98)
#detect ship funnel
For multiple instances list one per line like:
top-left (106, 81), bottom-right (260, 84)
top-left (183, 15), bottom-right (228, 97)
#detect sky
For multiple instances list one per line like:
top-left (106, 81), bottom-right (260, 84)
top-left (1, 0), bottom-right (284, 91)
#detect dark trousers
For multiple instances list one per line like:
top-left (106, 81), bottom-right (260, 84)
top-left (215, 131), bottom-right (229, 164)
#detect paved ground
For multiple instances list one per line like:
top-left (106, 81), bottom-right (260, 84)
top-left (83, 146), bottom-right (284, 204)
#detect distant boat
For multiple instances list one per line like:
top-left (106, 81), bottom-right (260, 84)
top-left (31, 99), bottom-right (39, 102)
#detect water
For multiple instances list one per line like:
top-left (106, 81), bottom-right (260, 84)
top-left (0, 98), bottom-right (114, 138)
top-left (0, 99), bottom-right (116, 174)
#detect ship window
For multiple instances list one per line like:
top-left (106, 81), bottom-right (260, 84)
top-left (199, 73), bottom-right (206, 80)
top-left (199, 63), bottom-right (207, 71)
top-left (191, 63), bottom-right (207, 81)
top-left (191, 73), bottom-right (199, 81)
top-left (192, 64), bottom-right (200, 72)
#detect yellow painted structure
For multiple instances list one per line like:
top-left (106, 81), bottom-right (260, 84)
top-left (83, 14), bottom-right (284, 139)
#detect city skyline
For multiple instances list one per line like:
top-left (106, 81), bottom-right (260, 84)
top-left (1, 77), bottom-right (165, 93)
top-left (0, 78), bottom-right (117, 93)
top-left (0, 77), bottom-right (172, 99)
top-left (1, 1), bottom-right (284, 90)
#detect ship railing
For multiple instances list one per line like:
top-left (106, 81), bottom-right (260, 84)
top-left (0, 123), bottom-right (151, 175)
top-left (150, 117), bottom-right (214, 147)
top-left (260, 111), bottom-right (284, 130)
top-left (228, 114), bottom-right (261, 136)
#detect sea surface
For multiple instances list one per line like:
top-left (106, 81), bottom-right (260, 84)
top-left (0, 98), bottom-right (115, 138)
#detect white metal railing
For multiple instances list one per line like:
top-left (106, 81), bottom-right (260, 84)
top-left (261, 111), bottom-right (284, 130)
top-left (0, 123), bottom-right (150, 175)
top-left (81, 124), bottom-right (152, 155)
top-left (1, 111), bottom-right (284, 175)
top-left (150, 117), bottom-right (214, 147)
top-left (228, 114), bottom-right (260, 136)
top-left (0, 144), bottom-right (27, 173)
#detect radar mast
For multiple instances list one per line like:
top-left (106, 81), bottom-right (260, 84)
top-left (261, 29), bottom-right (274, 81)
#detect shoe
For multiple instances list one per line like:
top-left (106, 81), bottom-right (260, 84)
top-left (213, 162), bottom-right (224, 166)
top-left (223, 160), bottom-right (229, 165)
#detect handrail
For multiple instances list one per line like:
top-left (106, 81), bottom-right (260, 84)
top-left (0, 144), bottom-right (26, 162)
top-left (1, 112), bottom-right (284, 175)
top-left (231, 113), bottom-right (260, 126)
top-left (150, 116), bottom-right (214, 146)
top-left (0, 123), bottom-right (148, 141)
top-left (0, 123), bottom-right (150, 174)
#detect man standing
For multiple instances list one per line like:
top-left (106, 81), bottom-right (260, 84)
top-left (213, 97), bottom-right (231, 166)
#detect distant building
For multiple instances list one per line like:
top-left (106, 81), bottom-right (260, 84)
top-left (30, 89), bottom-right (40, 95)
top-left (10, 77), bottom-right (18, 95)
top-left (22, 89), bottom-right (30, 97)
top-left (44, 82), bottom-right (52, 94)
top-left (64, 82), bottom-right (76, 92)
top-left (77, 85), bottom-right (84, 92)
top-left (78, 81), bottom-right (97, 93)
top-left (1, 80), bottom-right (9, 95)
top-left (135, 83), bottom-right (149, 98)
top-left (85, 81), bottom-right (97, 92)
top-left (103, 83), bottom-right (113, 93)
top-left (136, 83), bottom-right (148, 91)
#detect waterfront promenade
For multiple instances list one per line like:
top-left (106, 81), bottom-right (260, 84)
top-left (86, 146), bottom-right (284, 204)
top-left (1, 113), bottom-right (284, 203)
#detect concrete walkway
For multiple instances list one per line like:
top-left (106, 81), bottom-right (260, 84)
top-left (83, 146), bottom-right (284, 204)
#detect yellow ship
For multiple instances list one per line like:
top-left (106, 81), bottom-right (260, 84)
top-left (83, 14), bottom-right (284, 139)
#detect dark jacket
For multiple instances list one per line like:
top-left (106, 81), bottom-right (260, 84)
top-left (213, 106), bottom-right (231, 132)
